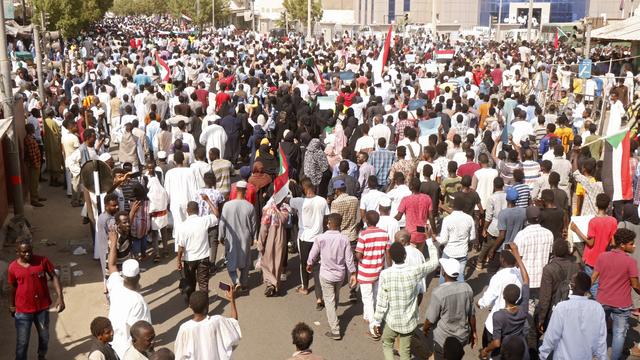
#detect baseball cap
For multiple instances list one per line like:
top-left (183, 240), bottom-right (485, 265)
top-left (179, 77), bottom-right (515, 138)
top-left (378, 197), bottom-right (392, 207)
top-left (505, 187), bottom-right (519, 202)
top-left (236, 180), bottom-right (248, 188)
top-left (334, 179), bottom-right (346, 189)
top-left (439, 258), bottom-right (460, 278)
top-left (121, 259), bottom-right (140, 277)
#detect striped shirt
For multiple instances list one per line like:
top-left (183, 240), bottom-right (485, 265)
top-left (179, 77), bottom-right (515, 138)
top-left (211, 159), bottom-right (233, 196)
top-left (521, 160), bottom-right (541, 189)
top-left (356, 227), bottom-right (390, 284)
top-left (513, 224), bottom-right (554, 288)
top-left (511, 183), bottom-right (531, 208)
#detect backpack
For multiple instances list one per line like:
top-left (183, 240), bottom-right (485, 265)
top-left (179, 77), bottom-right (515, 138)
top-left (545, 260), bottom-right (580, 324)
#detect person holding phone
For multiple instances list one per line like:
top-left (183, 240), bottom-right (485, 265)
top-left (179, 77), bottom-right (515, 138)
top-left (174, 289), bottom-right (241, 359)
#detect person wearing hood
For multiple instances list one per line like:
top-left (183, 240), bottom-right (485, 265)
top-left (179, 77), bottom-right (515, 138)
top-left (303, 138), bottom-right (330, 194)
top-left (220, 106), bottom-right (240, 162)
top-left (281, 129), bottom-right (301, 179)
top-left (255, 138), bottom-right (278, 176)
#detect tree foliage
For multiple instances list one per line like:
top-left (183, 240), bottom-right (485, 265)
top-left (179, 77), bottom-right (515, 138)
top-left (111, 0), bottom-right (166, 16)
top-left (282, 0), bottom-right (322, 29)
top-left (167, 0), bottom-right (231, 26)
top-left (35, 0), bottom-right (113, 37)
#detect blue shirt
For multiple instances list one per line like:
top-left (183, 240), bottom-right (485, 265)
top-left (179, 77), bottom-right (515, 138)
top-left (368, 148), bottom-right (396, 187)
top-left (539, 295), bottom-right (607, 360)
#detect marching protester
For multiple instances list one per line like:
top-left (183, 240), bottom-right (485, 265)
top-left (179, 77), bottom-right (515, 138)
top-left (11, 11), bottom-right (640, 360)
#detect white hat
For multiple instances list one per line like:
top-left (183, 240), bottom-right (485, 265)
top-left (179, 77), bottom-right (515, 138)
top-left (122, 259), bottom-right (140, 277)
top-left (439, 258), bottom-right (460, 278)
top-left (157, 151), bottom-right (167, 159)
top-left (98, 153), bottom-right (112, 162)
top-left (236, 180), bottom-right (248, 188)
top-left (378, 197), bottom-right (391, 207)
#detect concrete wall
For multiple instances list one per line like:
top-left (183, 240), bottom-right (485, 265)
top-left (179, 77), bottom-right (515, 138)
top-left (0, 102), bottom-right (26, 226)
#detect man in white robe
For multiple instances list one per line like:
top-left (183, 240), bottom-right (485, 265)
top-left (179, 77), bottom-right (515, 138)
top-left (199, 118), bottom-right (227, 159)
top-left (174, 290), bottom-right (241, 360)
top-left (164, 150), bottom-right (199, 245)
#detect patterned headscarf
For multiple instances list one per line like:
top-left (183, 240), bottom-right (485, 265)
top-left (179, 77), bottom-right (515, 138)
top-left (304, 138), bottom-right (329, 185)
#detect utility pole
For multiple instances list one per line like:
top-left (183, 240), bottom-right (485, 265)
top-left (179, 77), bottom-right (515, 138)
top-left (497, 0), bottom-right (503, 41)
top-left (0, 0), bottom-right (25, 217)
top-left (307, 0), bottom-right (311, 39)
top-left (584, 18), bottom-right (592, 58)
top-left (33, 24), bottom-right (45, 105)
top-left (211, 0), bottom-right (215, 28)
top-left (431, 0), bottom-right (436, 34)
top-left (251, 0), bottom-right (255, 32)
top-left (526, 0), bottom-right (533, 41)
top-left (285, 12), bottom-right (288, 34)
top-left (196, 0), bottom-right (201, 22)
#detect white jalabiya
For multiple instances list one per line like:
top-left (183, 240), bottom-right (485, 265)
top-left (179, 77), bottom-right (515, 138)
top-left (174, 316), bottom-right (242, 360)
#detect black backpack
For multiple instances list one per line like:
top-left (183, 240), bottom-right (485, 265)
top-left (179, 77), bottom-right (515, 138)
top-left (550, 260), bottom-right (581, 309)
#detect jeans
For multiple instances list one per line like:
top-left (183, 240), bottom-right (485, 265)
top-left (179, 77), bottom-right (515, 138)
top-left (131, 236), bottom-right (147, 257)
top-left (229, 267), bottom-right (249, 287)
top-left (381, 324), bottom-right (412, 360)
top-left (584, 265), bottom-right (598, 298)
top-left (603, 305), bottom-right (631, 360)
top-left (439, 253), bottom-right (467, 283)
top-left (319, 277), bottom-right (341, 335)
top-left (15, 310), bottom-right (49, 360)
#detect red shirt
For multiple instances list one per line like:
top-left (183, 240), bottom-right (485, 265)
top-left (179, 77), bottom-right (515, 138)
top-left (194, 89), bottom-right (209, 110)
top-left (595, 249), bottom-right (638, 308)
top-left (457, 162), bottom-right (481, 178)
top-left (215, 92), bottom-right (231, 112)
top-left (8, 255), bottom-right (55, 313)
top-left (355, 227), bottom-right (389, 283)
top-left (584, 216), bottom-right (618, 266)
top-left (491, 68), bottom-right (503, 86)
top-left (397, 193), bottom-right (432, 244)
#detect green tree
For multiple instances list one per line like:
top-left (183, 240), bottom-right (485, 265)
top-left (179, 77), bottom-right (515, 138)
top-left (282, 0), bottom-right (322, 30)
top-left (34, 0), bottom-right (113, 37)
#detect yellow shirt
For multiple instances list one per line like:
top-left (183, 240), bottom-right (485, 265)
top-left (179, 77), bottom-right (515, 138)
top-left (554, 127), bottom-right (574, 153)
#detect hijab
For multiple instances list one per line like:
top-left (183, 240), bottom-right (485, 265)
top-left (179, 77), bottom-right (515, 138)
top-left (248, 161), bottom-right (272, 191)
top-left (304, 138), bottom-right (329, 185)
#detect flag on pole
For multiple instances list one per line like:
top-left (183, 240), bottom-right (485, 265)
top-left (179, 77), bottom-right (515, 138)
top-left (602, 129), bottom-right (633, 201)
top-left (305, 57), bottom-right (323, 85)
top-left (181, 13), bottom-right (193, 22)
top-left (372, 24), bottom-right (393, 85)
top-left (553, 29), bottom-right (559, 49)
top-left (156, 53), bottom-right (170, 82)
top-left (271, 145), bottom-right (290, 204)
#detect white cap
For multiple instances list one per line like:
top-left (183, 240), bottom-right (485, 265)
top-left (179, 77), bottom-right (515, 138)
top-left (121, 259), bottom-right (140, 277)
top-left (236, 180), bottom-right (248, 188)
top-left (378, 197), bottom-right (391, 207)
top-left (439, 258), bottom-right (460, 278)
top-left (157, 151), bottom-right (167, 159)
top-left (98, 153), bottom-right (112, 162)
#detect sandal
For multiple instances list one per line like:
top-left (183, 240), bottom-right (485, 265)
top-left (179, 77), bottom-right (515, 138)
top-left (153, 255), bottom-right (160, 263)
top-left (264, 285), bottom-right (276, 297)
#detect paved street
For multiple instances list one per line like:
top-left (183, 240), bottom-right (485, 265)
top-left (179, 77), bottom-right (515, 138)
top-left (1, 183), bottom-right (639, 359)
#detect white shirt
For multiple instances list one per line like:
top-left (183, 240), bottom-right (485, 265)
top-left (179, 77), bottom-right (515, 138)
top-left (405, 245), bottom-right (426, 293)
top-left (176, 214), bottom-right (218, 261)
top-left (354, 135), bottom-right (375, 153)
top-left (387, 184), bottom-right (411, 227)
top-left (369, 124), bottom-right (391, 149)
top-left (478, 267), bottom-right (522, 334)
top-left (107, 272), bottom-right (152, 359)
top-left (174, 316), bottom-right (242, 360)
top-left (439, 211), bottom-right (475, 258)
top-left (190, 161), bottom-right (212, 189)
top-left (290, 196), bottom-right (330, 242)
top-left (360, 189), bottom-right (389, 213)
top-left (473, 168), bottom-right (499, 209)
top-left (377, 215), bottom-right (400, 243)
top-left (511, 120), bottom-right (534, 145)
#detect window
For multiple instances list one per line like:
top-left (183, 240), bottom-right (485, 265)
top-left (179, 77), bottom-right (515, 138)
top-left (388, 0), bottom-right (395, 23)
top-left (403, 0), bottom-right (409, 12)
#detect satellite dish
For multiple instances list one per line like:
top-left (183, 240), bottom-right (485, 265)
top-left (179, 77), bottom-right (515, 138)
top-left (80, 160), bottom-right (113, 194)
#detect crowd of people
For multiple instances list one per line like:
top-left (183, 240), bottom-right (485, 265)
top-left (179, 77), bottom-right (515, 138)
top-left (7, 13), bottom-right (640, 360)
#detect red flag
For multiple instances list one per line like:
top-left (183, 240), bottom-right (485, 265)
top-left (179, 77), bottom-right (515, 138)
top-left (553, 29), bottom-right (559, 49)
top-left (156, 53), bottom-right (170, 82)
top-left (372, 25), bottom-right (393, 84)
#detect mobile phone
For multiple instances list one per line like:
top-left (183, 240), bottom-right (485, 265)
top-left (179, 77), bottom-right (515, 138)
top-left (219, 282), bottom-right (231, 292)
top-left (417, 226), bottom-right (426, 233)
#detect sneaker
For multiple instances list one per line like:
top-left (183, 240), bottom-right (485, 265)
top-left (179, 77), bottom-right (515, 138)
top-left (30, 201), bottom-right (44, 207)
top-left (325, 331), bottom-right (341, 340)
